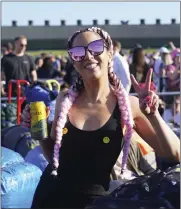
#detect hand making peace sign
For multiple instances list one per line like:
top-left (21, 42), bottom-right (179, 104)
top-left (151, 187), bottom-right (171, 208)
top-left (131, 68), bottom-right (159, 115)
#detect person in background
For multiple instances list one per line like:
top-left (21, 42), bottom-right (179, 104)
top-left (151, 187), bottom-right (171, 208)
top-left (127, 49), bottom-right (133, 65)
top-left (168, 41), bottom-right (180, 59)
top-left (166, 52), bottom-right (180, 92)
top-left (158, 49), bottom-right (173, 92)
top-left (50, 55), bottom-right (61, 71)
top-left (1, 35), bottom-right (37, 95)
top-left (153, 49), bottom-right (163, 92)
top-left (35, 57), bottom-right (44, 70)
top-left (129, 47), bottom-right (151, 93)
top-left (63, 57), bottom-right (79, 86)
top-left (37, 55), bottom-right (61, 79)
top-left (40, 52), bottom-right (48, 59)
top-left (158, 98), bottom-right (166, 117)
top-left (1, 42), bottom-right (13, 57)
top-left (61, 56), bottom-right (68, 71)
top-left (148, 54), bottom-right (155, 69)
top-left (128, 44), bottom-right (149, 65)
top-left (144, 53), bottom-right (150, 65)
top-left (163, 96), bottom-right (180, 126)
top-left (113, 40), bottom-right (131, 92)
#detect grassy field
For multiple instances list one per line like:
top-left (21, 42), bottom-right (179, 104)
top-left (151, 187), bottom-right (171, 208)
top-left (27, 50), bottom-right (68, 57)
top-left (27, 48), bottom-right (157, 57)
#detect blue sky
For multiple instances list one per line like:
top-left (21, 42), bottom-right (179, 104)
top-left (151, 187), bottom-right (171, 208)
top-left (2, 2), bottom-right (180, 26)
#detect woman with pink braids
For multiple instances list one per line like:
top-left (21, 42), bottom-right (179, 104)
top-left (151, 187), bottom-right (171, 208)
top-left (22, 27), bottom-right (180, 208)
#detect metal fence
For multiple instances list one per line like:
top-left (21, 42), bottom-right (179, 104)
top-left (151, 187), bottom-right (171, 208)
top-left (1, 91), bottom-right (180, 101)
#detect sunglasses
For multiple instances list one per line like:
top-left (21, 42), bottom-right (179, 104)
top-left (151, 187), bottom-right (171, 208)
top-left (68, 39), bottom-right (107, 62)
top-left (20, 44), bottom-right (27, 47)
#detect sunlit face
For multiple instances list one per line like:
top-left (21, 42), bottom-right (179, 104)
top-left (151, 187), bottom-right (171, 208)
top-left (37, 58), bottom-right (43, 67)
top-left (174, 56), bottom-right (180, 65)
top-left (171, 96), bottom-right (180, 113)
top-left (70, 31), bottom-right (112, 81)
top-left (14, 38), bottom-right (27, 54)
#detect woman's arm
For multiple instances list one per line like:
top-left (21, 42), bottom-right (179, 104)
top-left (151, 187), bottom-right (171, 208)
top-left (130, 96), bottom-right (180, 162)
top-left (168, 41), bottom-right (176, 50)
top-left (147, 112), bottom-right (180, 161)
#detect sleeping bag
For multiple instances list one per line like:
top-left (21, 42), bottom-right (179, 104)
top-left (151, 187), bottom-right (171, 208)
top-left (1, 147), bottom-right (42, 208)
top-left (25, 146), bottom-right (48, 172)
top-left (2, 125), bottom-right (39, 157)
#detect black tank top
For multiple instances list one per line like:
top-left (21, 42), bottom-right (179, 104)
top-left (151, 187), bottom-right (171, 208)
top-left (57, 103), bottom-right (123, 191)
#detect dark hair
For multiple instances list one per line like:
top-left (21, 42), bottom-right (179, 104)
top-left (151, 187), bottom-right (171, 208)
top-left (35, 57), bottom-right (43, 65)
top-left (112, 40), bottom-right (121, 49)
top-left (132, 47), bottom-right (145, 65)
top-left (41, 56), bottom-right (52, 69)
top-left (40, 52), bottom-right (47, 58)
top-left (14, 35), bottom-right (27, 42)
top-left (67, 28), bottom-right (111, 50)
top-left (2, 42), bottom-right (13, 50)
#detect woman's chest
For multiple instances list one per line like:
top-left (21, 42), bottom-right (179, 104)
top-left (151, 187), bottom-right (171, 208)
top-left (61, 127), bottom-right (123, 162)
top-left (68, 105), bottom-right (116, 131)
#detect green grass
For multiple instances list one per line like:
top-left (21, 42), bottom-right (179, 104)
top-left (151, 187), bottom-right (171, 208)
top-left (27, 50), bottom-right (68, 57)
top-left (27, 48), bottom-right (157, 57)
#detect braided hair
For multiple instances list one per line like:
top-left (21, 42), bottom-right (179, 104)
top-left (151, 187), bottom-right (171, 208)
top-left (51, 27), bottom-right (134, 176)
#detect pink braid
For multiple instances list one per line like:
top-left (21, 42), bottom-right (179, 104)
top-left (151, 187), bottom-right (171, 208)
top-left (51, 87), bottom-right (79, 176)
top-left (86, 27), bottom-right (135, 174)
top-left (113, 75), bottom-right (134, 173)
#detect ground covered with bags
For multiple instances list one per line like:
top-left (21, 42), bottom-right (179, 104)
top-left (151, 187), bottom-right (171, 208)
top-left (88, 164), bottom-right (180, 209)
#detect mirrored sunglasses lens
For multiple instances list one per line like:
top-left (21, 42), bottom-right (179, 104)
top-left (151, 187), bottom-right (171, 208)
top-left (68, 47), bottom-right (85, 61)
top-left (89, 40), bottom-right (104, 55)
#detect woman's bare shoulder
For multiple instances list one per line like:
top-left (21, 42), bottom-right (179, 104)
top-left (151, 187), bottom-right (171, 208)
top-left (129, 95), bottom-right (139, 104)
top-left (56, 88), bottom-right (69, 103)
top-left (128, 95), bottom-right (140, 119)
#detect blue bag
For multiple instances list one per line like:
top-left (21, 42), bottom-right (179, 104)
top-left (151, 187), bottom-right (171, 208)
top-left (1, 147), bottom-right (42, 208)
top-left (24, 81), bottom-right (58, 107)
top-left (25, 146), bottom-right (48, 172)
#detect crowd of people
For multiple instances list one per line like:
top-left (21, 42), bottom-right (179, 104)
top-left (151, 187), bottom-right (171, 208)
top-left (1, 27), bottom-right (180, 209)
top-left (1, 35), bottom-right (180, 126)
top-left (19, 26), bottom-right (180, 209)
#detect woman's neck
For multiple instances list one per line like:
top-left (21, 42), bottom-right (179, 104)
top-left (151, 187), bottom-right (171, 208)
top-left (82, 75), bottom-right (111, 104)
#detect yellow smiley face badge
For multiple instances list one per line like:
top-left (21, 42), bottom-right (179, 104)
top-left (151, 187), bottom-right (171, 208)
top-left (103, 137), bottom-right (110, 144)
top-left (63, 128), bottom-right (68, 135)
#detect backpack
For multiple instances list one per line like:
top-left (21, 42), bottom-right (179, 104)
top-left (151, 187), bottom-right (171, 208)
top-left (90, 164), bottom-right (180, 209)
top-left (24, 81), bottom-right (58, 107)
top-left (2, 125), bottom-right (39, 158)
top-left (24, 81), bottom-right (58, 122)
top-left (1, 102), bottom-right (17, 129)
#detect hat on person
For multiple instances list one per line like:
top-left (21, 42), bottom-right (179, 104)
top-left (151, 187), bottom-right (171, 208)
top-left (159, 47), bottom-right (170, 54)
top-left (176, 53), bottom-right (180, 57)
top-left (172, 48), bottom-right (180, 59)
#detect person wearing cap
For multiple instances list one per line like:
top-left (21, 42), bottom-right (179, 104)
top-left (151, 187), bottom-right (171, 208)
top-left (166, 51), bottom-right (180, 92)
top-left (153, 47), bottom-right (172, 92)
top-left (112, 40), bottom-right (131, 92)
top-left (168, 41), bottom-right (180, 59)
